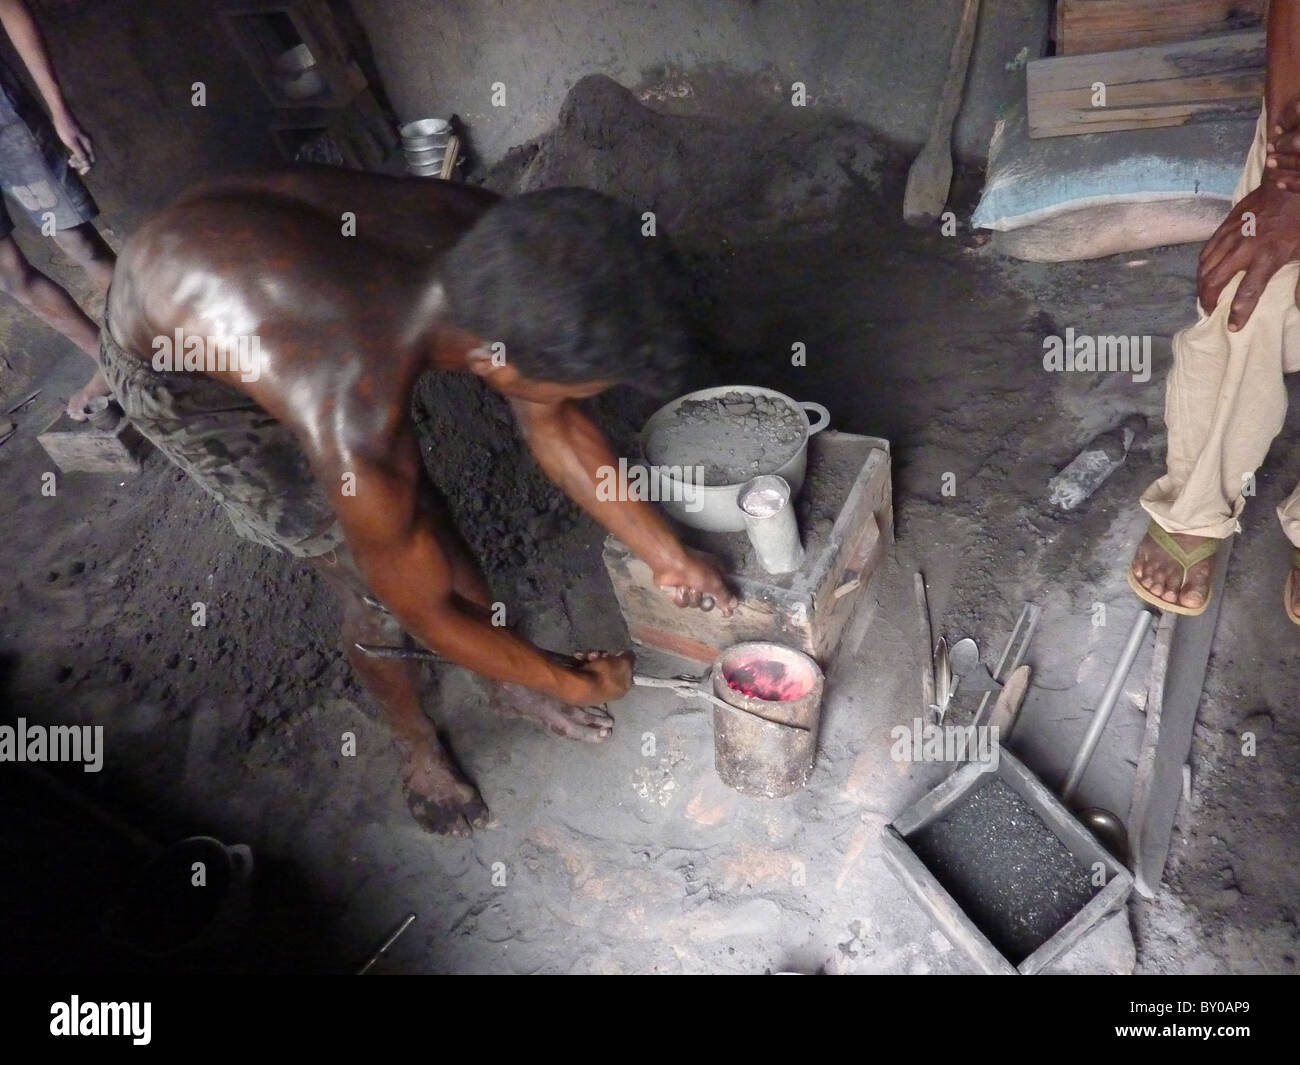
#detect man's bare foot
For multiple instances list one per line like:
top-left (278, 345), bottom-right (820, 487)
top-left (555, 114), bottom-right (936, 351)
top-left (66, 371), bottom-right (111, 421)
top-left (487, 680), bottom-right (614, 742)
top-left (403, 747), bottom-right (489, 837)
top-left (1130, 528), bottom-right (1216, 612)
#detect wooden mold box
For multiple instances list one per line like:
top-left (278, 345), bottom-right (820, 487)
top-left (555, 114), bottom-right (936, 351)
top-left (36, 412), bottom-right (150, 474)
top-left (602, 430), bottom-right (892, 668)
top-left (882, 749), bottom-right (1133, 975)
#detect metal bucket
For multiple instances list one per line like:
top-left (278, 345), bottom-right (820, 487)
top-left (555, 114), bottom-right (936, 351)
top-left (640, 385), bottom-right (830, 532)
top-left (711, 642), bottom-right (825, 797)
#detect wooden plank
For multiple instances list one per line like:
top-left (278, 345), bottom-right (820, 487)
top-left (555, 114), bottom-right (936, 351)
top-left (1129, 537), bottom-right (1233, 899)
top-left (36, 413), bottom-right (149, 474)
top-left (1056, 0), bottom-right (1266, 57)
top-left (1027, 29), bottom-right (1265, 139)
top-left (891, 760), bottom-right (985, 836)
top-left (1019, 872), bottom-right (1131, 974)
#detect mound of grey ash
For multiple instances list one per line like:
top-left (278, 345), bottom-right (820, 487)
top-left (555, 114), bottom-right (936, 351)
top-left (646, 391), bottom-right (805, 486)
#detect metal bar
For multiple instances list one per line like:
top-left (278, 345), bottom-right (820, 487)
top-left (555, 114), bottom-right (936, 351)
top-left (5, 388), bottom-right (40, 415)
top-left (914, 573), bottom-right (935, 717)
top-left (357, 912), bottom-right (416, 975)
top-left (973, 602), bottom-right (1039, 729)
top-left (1062, 608), bottom-right (1155, 802)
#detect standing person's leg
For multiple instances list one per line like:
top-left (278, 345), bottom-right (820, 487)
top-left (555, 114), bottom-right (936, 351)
top-left (0, 101), bottom-right (110, 416)
top-left (1275, 472), bottom-right (1300, 622)
top-left (0, 232), bottom-right (110, 414)
top-left (51, 220), bottom-right (114, 295)
top-left (50, 222), bottom-right (116, 415)
top-left (1131, 107), bottom-right (1300, 611)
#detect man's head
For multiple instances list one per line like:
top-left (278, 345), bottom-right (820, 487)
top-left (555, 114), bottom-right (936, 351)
top-left (440, 187), bottom-right (690, 401)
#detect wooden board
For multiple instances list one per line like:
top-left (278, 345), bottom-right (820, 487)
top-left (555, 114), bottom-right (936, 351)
top-left (220, 0), bottom-right (368, 110)
top-left (1055, 0), bottom-right (1266, 56)
top-left (1129, 537), bottom-right (1232, 899)
top-left (36, 413), bottom-right (150, 474)
top-left (1027, 29), bottom-right (1265, 139)
top-left (603, 432), bottom-right (892, 667)
top-left (884, 749), bottom-right (1133, 975)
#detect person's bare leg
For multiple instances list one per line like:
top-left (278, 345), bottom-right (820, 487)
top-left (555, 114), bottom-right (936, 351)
top-left (1130, 530), bottom-right (1217, 611)
top-left (0, 235), bottom-right (108, 418)
top-left (52, 223), bottom-right (116, 414)
top-left (312, 548), bottom-right (488, 836)
top-left (52, 222), bottom-right (115, 297)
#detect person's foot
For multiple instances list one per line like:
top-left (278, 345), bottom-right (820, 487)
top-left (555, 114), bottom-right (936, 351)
top-left (66, 371), bottom-right (111, 421)
top-left (1130, 528), bottom-right (1216, 612)
top-left (1286, 551), bottom-right (1300, 623)
top-left (402, 746), bottom-right (489, 837)
top-left (487, 681), bottom-right (614, 742)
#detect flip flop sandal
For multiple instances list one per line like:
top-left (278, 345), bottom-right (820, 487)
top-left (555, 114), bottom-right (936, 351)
top-left (1285, 548), bottom-right (1300, 626)
top-left (1126, 521), bottom-right (1220, 618)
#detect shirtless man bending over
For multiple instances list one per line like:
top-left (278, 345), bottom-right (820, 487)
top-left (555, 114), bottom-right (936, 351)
top-left (103, 167), bottom-right (735, 835)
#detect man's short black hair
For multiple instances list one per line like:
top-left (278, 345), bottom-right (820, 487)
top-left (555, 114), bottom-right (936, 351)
top-left (442, 187), bottom-right (689, 393)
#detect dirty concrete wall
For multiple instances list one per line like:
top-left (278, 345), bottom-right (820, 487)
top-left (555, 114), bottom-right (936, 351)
top-left (351, 0), bottom-right (1049, 166)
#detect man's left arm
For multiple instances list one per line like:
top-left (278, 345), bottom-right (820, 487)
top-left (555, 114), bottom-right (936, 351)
top-left (511, 395), bottom-right (738, 614)
top-left (0, 0), bottom-right (93, 171)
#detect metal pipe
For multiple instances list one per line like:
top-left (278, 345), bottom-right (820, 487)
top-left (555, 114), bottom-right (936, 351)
top-left (738, 475), bottom-right (804, 574)
top-left (1062, 608), bottom-right (1155, 802)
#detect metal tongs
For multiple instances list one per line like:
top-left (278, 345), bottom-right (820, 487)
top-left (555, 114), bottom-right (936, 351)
top-left (353, 642), bottom-right (734, 711)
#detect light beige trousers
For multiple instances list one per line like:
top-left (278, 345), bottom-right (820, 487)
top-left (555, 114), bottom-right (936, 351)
top-left (1140, 107), bottom-right (1300, 548)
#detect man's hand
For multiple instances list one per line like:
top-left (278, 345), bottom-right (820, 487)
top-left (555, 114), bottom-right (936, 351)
top-left (654, 548), bottom-right (737, 616)
top-left (52, 109), bottom-right (93, 174)
top-left (566, 650), bottom-right (635, 704)
top-left (1267, 97), bottom-right (1300, 191)
top-left (1196, 183), bottom-right (1300, 330)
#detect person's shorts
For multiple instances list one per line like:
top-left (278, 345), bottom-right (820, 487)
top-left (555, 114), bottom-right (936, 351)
top-left (0, 105), bottom-right (97, 239)
top-left (99, 323), bottom-right (345, 559)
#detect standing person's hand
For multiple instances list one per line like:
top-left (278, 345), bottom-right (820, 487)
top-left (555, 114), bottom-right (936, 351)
top-left (1196, 183), bottom-right (1300, 329)
top-left (1266, 96), bottom-right (1300, 190)
top-left (52, 109), bottom-right (93, 174)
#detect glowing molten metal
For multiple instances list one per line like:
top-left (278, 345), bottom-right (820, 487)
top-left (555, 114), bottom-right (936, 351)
top-left (725, 657), bottom-right (812, 702)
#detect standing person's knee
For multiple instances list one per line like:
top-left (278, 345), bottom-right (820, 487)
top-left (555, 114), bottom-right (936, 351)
top-left (0, 245), bottom-right (35, 303)
top-left (52, 224), bottom-right (114, 292)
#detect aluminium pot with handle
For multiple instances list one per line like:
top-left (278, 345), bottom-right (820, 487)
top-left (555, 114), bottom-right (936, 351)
top-left (640, 385), bottom-right (831, 532)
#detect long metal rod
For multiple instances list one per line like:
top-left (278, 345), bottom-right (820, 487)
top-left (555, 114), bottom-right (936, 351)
top-left (1062, 608), bottom-right (1155, 802)
top-left (914, 573), bottom-right (935, 717)
top-left (973, 602), bottom-right (1039, 728)
top-left (357, 912), bottom-right (416, 975)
